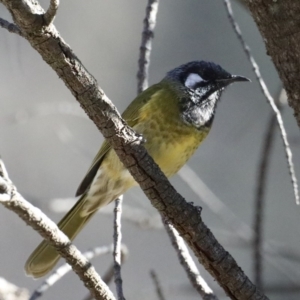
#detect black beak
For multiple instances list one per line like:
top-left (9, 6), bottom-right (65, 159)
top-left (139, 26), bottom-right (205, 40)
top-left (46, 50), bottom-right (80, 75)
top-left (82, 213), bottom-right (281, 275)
top-left (230, 75), bottom-right (251, 83)
top-left (216, 75), bottom-right (251, 87)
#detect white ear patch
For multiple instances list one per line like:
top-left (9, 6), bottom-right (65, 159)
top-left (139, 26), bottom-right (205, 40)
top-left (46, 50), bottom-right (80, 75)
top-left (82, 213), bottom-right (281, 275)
top-left (185, 73), bottom-right (205, 89)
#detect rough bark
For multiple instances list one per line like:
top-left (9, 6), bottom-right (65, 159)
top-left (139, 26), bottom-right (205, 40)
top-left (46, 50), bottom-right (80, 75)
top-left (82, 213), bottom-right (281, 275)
top-left (245, 1), bottom-right (300, 126)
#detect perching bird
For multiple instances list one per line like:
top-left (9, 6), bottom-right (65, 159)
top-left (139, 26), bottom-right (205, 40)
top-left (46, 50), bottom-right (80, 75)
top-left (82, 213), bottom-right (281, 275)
top-left (25, 61), bottom-right (249, 278)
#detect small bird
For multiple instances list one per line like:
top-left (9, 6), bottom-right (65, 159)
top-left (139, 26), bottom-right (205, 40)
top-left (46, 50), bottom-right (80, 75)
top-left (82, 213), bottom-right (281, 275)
top-left (25, 61), bottom-right (249, 278)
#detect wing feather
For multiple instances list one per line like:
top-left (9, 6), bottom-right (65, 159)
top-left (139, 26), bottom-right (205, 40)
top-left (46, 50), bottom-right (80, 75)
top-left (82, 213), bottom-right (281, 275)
top-left (76, 83), bottom-right (163, 196)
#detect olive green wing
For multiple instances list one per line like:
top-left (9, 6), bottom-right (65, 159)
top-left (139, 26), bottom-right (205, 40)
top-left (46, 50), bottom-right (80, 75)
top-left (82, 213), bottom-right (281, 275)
top-left (76, 83), bottom-right (163, 196)
top-left (75, 141), bottom-right (111, 196)
top-left (122, 83), bottom-right (162, 126)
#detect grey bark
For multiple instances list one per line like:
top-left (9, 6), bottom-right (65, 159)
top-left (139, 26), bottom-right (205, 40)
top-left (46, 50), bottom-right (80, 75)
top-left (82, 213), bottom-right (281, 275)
top-left (245, 1), bottom-right (300, 127)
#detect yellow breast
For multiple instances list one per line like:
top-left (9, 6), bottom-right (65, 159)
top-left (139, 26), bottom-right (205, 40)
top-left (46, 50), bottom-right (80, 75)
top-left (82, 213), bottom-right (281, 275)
top-left (133, 89), bottom-right (210, 177)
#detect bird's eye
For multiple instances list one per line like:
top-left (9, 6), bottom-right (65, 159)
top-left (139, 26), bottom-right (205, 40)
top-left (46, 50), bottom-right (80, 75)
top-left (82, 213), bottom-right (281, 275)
top-left (184, 73), bottom-right (206, 89)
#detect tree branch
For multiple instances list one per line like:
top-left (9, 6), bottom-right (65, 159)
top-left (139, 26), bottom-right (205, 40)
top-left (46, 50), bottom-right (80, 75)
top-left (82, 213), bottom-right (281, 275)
top-left (30, 245), bottom-right (128, 300)
top-left (0, 278), bottom-right (29, 300)
top-left (44, 0), bottom-right (59, 26)
top-left (83, 247), bottom-right (128, 300)
top-left (163, 219), bottom-right (218, 300)
top-left (253, 88), bottom-right (285, 289)
top-left (137, 0), bottom-right (159, 94)
top-left (223, 0), bottom-right (299, 205)
top-left (0, 160), bottom-right (115, 300)
top-left (150, 270), bottom-right (166, 300)
top-left (0, 17), bottom-right (23, 36)
top-left (113, 197), bottom-right (126, 300)
top-left (179, 165), bottom-right (300, 284)
top-left (244, 1), bottom-right (300, 128)
top-left (1, 1), bottom-right (268, 299)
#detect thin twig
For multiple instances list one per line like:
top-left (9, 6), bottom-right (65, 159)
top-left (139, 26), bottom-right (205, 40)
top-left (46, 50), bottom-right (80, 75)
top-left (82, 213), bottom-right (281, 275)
top-left (104, 246), bottom-right (128, 285)
top-left (44, 0), bottom-right (59, 26)
top-left (0, 17), bottom-right (23, 36)
top-left (150, 270), bottom-right (167, 300)
top-left (223, 0), bottom-right (299, 205)
top-left (137, 0), bottom-right (159, 94)
top-left (30, 264), bottom-right (72, 300)
top-left (83, 246), bottom-right (128, 300)
top-left (0, 159), bottom-right (115, 300)
top-left (113, 196), bottom-right (125, 300)
top-left (163, 218), bottom-right (218, 300)
top-left (253, 88), bottom-right (285, 289)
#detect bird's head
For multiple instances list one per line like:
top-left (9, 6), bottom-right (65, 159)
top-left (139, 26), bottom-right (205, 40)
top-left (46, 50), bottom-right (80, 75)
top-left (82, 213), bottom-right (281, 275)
top-left (164, 61), bottom-right (250, 128)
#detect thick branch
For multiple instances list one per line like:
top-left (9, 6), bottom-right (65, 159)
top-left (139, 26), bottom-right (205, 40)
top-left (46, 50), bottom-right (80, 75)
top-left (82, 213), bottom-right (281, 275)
top-left (1, 1), bottom-right (268, 299)
top-left (244, 1), bottom-right (300, 127)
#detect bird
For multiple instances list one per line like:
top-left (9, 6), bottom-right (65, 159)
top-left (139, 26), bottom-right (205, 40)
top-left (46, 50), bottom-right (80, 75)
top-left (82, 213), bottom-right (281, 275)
top-left (25, 61), bottom-right (249, 278)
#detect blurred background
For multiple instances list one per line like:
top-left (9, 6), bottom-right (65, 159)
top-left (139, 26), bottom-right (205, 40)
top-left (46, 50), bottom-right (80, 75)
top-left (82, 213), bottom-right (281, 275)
top-left (1, 0), bottom-right (300, 299)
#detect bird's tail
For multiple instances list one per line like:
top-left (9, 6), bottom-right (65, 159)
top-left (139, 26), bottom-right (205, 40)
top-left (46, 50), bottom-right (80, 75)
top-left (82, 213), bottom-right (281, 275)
top-left (25, 194), bottom-right (96, 278)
